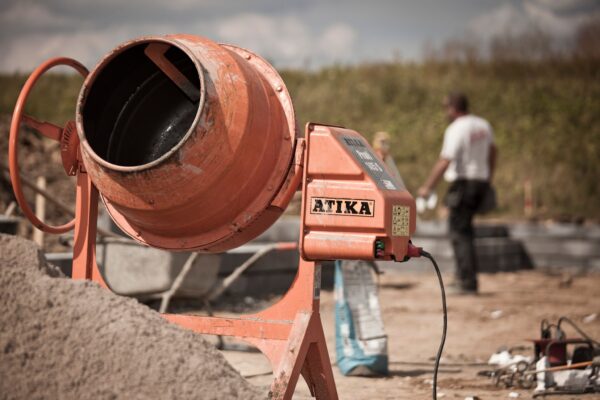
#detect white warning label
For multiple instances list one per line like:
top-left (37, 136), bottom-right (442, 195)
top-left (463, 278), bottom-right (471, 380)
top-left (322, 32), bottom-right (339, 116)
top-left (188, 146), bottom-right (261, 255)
top-left (392, 205), bottom-right (410, 236)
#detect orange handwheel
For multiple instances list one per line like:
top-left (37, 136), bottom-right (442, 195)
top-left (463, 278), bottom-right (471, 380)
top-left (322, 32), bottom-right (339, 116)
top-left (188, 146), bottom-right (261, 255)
top-left (8, 57), bottom-right (88, 234)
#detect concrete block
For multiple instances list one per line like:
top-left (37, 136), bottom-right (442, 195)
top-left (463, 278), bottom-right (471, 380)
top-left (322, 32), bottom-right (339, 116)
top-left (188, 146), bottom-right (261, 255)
top-left (47, 244), bottom-right (220, 297)
top-left (0, 216), bottom-right (19, 235)
top-left (520, 238), bottom-right (600, 259)
top-left (475, 237), bottom-right (533, 272)
top-left (474, 225), bottom-right (510, 238)
top-left (97, 243), bottom-right (220, 297)
top-left (378, 257), bottom-right (455, 275)
top-left (541, 223), bottom-right (581, 237)
top-left (562, 239), bottom-right (600, 257)
top-left (253, 216), bottom-right (300, 242)
top-left (587, 226), bottom-right (600, 239)
top-left (414, 220), bottom-right (447, 237)
top-left (588, 258), bottom-right (600, 270)
top-left (528, 253), bottom-right (584, 269)
top-left (409, 237), bottom-right (454, 258)
top-left (510, 222), bottom-right (598, 239)
top-left (219, 248), bottom-right (299, 274)
top-left (45, 252), bottom-right (72, 275)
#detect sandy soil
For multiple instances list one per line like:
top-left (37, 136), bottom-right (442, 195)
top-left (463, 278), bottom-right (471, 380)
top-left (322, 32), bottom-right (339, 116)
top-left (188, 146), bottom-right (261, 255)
top-left (0, 234), bottom-right (263, 400)
top-left (222, 268), bottom-right (600, 399)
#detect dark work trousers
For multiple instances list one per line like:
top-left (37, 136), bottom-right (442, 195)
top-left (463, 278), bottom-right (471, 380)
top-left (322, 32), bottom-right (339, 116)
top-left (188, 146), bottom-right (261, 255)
top-left (445, 179), bottom-right (489, 290)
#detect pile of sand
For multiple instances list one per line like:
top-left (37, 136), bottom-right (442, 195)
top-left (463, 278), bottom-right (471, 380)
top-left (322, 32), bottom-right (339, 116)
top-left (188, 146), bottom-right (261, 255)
top-left (0, 234), bottom-right (263, 399)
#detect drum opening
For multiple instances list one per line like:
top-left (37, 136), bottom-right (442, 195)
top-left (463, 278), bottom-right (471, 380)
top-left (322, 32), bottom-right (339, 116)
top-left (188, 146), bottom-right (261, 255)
top-left (80, 40), bottom-right (203, 167)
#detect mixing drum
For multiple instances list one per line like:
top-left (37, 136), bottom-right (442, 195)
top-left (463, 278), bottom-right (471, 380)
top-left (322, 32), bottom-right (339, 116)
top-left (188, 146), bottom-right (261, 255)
top-left (76, 35), bottom-right (296, 252)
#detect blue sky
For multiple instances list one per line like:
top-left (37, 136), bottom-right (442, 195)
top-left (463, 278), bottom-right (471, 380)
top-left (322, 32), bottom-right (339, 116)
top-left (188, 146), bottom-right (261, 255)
top-left (0, 0), bottom-right (597, 71)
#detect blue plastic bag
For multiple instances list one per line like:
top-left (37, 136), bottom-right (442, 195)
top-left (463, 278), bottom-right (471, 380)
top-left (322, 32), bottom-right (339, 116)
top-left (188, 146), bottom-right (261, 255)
top-left (335, 260), bottom-right (388, 376)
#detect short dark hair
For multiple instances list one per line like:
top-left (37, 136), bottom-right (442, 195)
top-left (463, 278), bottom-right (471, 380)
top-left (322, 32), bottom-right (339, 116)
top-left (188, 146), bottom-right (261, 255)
top-left (446, 92), bottom-right (469, 113)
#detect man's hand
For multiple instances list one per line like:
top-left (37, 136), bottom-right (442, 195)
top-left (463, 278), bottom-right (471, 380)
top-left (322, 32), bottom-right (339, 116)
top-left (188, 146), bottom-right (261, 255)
top-left (419, 158), bottom-right (450, 198)
top-left (417, 186), bottom-right (431, 198)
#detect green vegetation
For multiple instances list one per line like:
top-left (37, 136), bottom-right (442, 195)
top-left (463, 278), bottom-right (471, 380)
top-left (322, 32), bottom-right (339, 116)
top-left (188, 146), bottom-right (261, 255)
top-left (282, 59), bottom-right (600, 220)
top-left (0, 73), bottom-right (84, 126)
top-left (1, 58), bottom-right (598, 220)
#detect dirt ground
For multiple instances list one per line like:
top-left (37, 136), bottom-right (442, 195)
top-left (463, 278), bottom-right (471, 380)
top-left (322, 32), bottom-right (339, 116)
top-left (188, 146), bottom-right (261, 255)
top-left (221, 269), bottom-right (600, 399)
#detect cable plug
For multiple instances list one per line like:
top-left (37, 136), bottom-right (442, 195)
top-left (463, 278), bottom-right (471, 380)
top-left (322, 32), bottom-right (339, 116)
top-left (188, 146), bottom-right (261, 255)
top-left (407, 242), bottom-right (422, 258)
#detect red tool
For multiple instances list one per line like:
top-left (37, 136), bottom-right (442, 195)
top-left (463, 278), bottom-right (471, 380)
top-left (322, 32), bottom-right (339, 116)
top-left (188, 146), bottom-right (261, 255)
top-left (9, 35), bottom-right (417, 399)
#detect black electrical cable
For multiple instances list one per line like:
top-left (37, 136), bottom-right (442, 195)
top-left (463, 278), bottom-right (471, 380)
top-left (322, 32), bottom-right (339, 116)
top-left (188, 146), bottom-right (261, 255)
top-left (420, 250), bottom-right (447, 400)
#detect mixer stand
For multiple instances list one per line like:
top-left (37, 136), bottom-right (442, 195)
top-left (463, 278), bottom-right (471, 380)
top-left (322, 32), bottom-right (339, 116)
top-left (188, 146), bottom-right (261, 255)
top-left (71, 170), bottom-right (338, 400)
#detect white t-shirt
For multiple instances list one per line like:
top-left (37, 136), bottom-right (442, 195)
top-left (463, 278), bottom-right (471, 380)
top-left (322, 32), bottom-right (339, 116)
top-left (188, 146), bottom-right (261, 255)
top-left (440, 114), bottom-right (494, 182)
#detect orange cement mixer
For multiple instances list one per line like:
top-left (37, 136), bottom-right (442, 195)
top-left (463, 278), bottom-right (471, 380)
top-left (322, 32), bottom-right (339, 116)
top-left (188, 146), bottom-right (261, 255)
top-left (8, 34), bottom-right (420, 400)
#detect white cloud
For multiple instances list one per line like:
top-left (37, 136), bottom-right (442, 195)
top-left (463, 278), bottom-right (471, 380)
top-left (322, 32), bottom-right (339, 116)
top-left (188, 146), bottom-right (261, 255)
top-left (318, 23), bottom-right (357, 59)
top-left (0, 1), bottom-right (76, 30)
top-left (523, 0), bottom-right (592, 37)
top-left (215, 13), bottom-right (356, 67)
top-left (216, 13), bottom-right (311, 63)
top-left (468, 0), bottom-right (599, 40)
top-left (0, 21), bottom-right (183, 72)
top-left (468, 3), bottom-right (530, 39)
top-left (0, 7), bottom-right (357, 71)
top-left (0, 1), bottom-right (597, 72)
top-left (529, 0), bottom-right (598, 13)
top-left (0, 30), bottom-right (122, 72)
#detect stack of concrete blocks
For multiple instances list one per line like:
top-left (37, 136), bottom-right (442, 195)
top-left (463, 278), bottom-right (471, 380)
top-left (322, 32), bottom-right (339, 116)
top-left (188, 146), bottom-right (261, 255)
top-left (511, 223), bottom-right (600, 272)
top-left (95, 212), bottom-right (306, 299)
top-left (48, 242), bottom-right (220, 299)
top-left (44, 211), bottom-right (220, 299)
top-left (382, 220), bottom-right (533, 274)
top-left (98, 213), bottom-right (321, 298)
top-left (46, 213), bottom-right (304, 299)
top-left (217, 216), bottom-right (337, 296)
top-left (96, 242), bottom-right (220, 298)
top-left (45, 209), bottom-right (600, 300)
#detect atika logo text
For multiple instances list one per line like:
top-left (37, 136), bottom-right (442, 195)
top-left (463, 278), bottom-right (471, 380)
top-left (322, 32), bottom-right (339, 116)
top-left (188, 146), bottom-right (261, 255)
top-left (310, 197), bottom-right (374, 217)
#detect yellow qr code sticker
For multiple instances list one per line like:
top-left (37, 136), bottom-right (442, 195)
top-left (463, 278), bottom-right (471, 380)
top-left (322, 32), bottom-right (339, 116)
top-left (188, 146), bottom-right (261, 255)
top-left (392, 205), bottom-right (410, 236)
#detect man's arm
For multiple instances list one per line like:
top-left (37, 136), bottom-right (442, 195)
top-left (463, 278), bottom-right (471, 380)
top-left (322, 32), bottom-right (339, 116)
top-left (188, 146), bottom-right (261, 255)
top-left (418, 158), bottom-right (450, 198)
top-left (488, 143), bottom-right (497, 183)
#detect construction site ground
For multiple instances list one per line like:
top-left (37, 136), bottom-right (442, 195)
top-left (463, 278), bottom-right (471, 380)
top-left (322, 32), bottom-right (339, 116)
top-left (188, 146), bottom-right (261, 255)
top-left (2, 231), bottom-right (599, 399)
top-left (219, 269), bottom-right (600, 399)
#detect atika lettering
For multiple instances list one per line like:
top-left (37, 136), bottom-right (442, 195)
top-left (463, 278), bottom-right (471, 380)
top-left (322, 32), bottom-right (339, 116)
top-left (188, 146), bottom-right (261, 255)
top-left (310, 197), bottom-right (375, 217)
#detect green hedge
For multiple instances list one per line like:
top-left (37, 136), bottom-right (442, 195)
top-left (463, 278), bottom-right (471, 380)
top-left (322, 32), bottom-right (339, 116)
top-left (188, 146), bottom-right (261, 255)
top-left (282, 60), bottom-right (600, 220)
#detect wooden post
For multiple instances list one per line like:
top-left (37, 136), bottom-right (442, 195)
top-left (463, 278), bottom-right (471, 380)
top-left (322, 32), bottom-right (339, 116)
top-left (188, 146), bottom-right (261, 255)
top-left (33, 176), bottom-right (46, 248)
top-left (524, 178), bottom-right (534, 218)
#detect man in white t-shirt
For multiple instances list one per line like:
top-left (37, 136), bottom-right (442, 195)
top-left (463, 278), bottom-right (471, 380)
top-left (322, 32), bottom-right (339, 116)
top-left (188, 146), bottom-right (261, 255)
top-left (418, 92), bottom-right (497, 294)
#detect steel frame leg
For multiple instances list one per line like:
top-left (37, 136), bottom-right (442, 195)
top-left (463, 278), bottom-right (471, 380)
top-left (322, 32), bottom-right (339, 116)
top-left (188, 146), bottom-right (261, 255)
top-left (165, 258), bottom-right (338, 400)
top-left (71, 171), bottom-right (106, 286)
